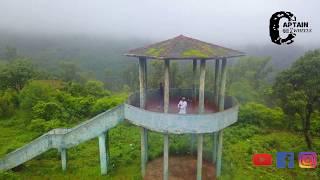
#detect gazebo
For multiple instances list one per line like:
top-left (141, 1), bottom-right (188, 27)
top-left (0, 35), bottom-right (245, 179)
top-left (125, 35), bottom-right (245, 179)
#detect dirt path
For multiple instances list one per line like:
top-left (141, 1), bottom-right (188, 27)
top-left (144, 156), bottom-right (216, 180)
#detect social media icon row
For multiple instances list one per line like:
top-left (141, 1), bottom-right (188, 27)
top-left (252, 152), bottom-right (317, 168)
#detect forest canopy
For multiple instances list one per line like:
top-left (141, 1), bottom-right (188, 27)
top-left (0, 43), bottom-right (319, 179)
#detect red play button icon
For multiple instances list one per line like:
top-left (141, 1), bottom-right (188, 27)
top-left (252, 154), bottom-right (273, 166)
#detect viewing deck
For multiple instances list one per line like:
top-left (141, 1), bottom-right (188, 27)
top-left (144, 97), bottom-right (217, 114)
top-left (125, 89), bottom-right (239, 134)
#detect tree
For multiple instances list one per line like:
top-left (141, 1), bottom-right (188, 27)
top-left (149, 61), bottom-right (164, 88)
top-left (121, 64), bottom-right (138, 91)
top-left (91, 95), bottom-right (126, 115)
top-left (85, 80), bottom-right (109, 97)
top-left (59, 62), bottom-right (82, 82)
top-left (227, 56), bottom-right (273, 103)
top-left (0, 89), bottom-right (18, 117)
top-left (63, 82), bottom-right (86, 96)
top-left (228, 56), bottom-right (272, 89)
top-left (238, 102), bottom-right (284, 128)
top-left (273, 50), bottom-right (320, 149)
top-left (19, 81), bottom-right (56, 109)
top-left (0, 59), bottom-right (35, 91)
top-left (32, 101), bottom-right (64, 121)
top-left (4, 46), bottom-right (17, 61)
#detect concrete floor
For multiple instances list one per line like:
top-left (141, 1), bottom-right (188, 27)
top-left (145, 97), bottom-right (218, 114)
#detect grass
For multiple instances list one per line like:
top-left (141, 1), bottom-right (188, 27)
top-left (221, 126), bottom-right (320, 180)
top-left (181, 47), bottom-right (228, 58)
top-left (145, 48), bottom-right (164, 57)
top-left (0, 118), bottom-right (319, 179)
top-left (181, 49), bottom-right (209, 58)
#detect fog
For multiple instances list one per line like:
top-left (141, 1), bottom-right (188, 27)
top-left (0, 0), bottom-right (319, 46)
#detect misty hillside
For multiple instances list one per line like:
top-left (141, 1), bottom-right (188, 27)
top-left (1, 32), bottom-right (315, 75)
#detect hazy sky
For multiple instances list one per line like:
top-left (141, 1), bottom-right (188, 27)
top-left (0, 0), bottom-right (319, 45)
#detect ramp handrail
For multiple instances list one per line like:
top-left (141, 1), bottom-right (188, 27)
top-left (0, 105), bottom-right (124, 171)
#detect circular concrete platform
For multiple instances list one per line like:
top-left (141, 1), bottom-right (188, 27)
top-left (144, 156), bottom-right (216, 180)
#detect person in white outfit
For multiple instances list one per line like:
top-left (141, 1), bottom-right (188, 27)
top-left (178, 97), bottom-right (187, 114)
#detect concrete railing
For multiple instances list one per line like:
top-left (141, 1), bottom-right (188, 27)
top-left (0, 89), bottom-right (239, 172)
top-left (125, 102), bottom-right (238, 134)
top-left (0, 105), bottom-right (124, 171)
top-left (125, 89), bottom-right (238, 134)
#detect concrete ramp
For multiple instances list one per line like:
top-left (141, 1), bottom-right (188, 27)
top-left (0, 105), bottom-right (124, 171)
top-left (0, 91), bottom-right (238, 176)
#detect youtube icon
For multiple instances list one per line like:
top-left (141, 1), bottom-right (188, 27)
top-left (252, 154), bottom-right (273, 166)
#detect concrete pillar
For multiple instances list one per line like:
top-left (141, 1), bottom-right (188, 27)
top-left (144, 129), bottom-right (148, 162)
top-left (212, 59), bottom-right (221, 165)
top-left (214, 59), bottom-right (221, 106)
top-left (99, 133), bottom-right (108, 175)
top-left (163, 134), bottom-right (169, 180)
top-left (218, 58), bottom-right (227, 111)
top-left (190, 134), bottom-right (195, 155)
top-left (163, 59), bottom-right (170, 180)
top-left (216, 130), bottom-right (224, 177)
top-left (141, 127), bottom-right (148, 177)
top-left (145, 59), bottom-right (148, 89)
top-left (212, 132), bottom-right (218, 163)
top-left (164, 59), bottom-right (170, 113)
top-left (196, 134), bottom-right (203, 180)
top-left (61, 148), bottom-right (67, 171)
top-left (198, 59), bottom-right (206, 113)
top-left (196, 59), bottom-right (206, 180)
top-left (216, 58), bottom-right (227, 177)
top-left (192, 59), bottom-right (197, 100)
top-left (191, 59), bottom-right (197, 155)
top-left (106, 131), bottom-right (110, 163)
top-left (139, 57), bottom-right (148, 177)
top-left (139, 57), bottom-right (146, 109)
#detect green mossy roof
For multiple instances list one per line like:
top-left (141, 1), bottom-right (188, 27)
top-left (125, 35), bottom-right (244, 60)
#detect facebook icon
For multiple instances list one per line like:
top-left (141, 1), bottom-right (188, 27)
top-left (277, 152), bottom-right (294, 168)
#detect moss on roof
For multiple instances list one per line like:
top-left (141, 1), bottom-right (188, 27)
top-left (182, 49), bottom-right (209, 58)
top-left (125, 35), bottom-right (244, 60)
top-left (145, 48), bottom-right (164, 57)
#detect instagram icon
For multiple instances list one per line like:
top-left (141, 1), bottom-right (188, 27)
top-left (298, 152), bottom-right (317, 168)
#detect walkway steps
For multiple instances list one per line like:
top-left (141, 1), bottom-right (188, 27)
top-left (0, 105), bottom-right (124, 171)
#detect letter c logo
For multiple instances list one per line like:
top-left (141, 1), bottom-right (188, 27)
top-left (269, 11), bottom-right (296, 45)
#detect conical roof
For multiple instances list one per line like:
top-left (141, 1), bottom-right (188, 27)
top-left (125, 35), bottom-right (244, 60)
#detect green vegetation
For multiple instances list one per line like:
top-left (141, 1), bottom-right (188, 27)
top-left (0, 45), bottom-right (319, 179)
top-left (0, 59), bottom-right (35, 91)
top-left (182, 49), bottom-right (209, 58)
top-left (273, 50), bottom-right (320, 149)
top-left (145, 48), bottom-right (164, 57)
top-left (1, 115), bottom-right (319, 179)
top-left (227, 56), bottom-right (273, 104)
top-left (181, 47), bottom-right (227, 58)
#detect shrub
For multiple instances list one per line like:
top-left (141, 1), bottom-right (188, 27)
top-left (28, 118), bottom-right (65, 133)
top-left (0, 89), bottom-right (18, 118)
top-left (73, 96), bottom-right (95, 117)
top-left (63, 82), bottom-right (85, 97)
top-left (54, 91), bottom-right (95, 120)
top-left (310, 111), bottom-right (320, 136)
top-left (85, 80), bottom-right (110, 97)
top-left (19, 81), bottom-right (56, 109)
top-left (91, 96), bottom-right (123, 115)
top-left (43, 119), bottom-right (66, 131)
top-left (0, 171), bottom-right (18, 180)
top-left (28, 118), bottom-right (46, 132)
top-left (32, 101), bottom-right (64, 121)
top-left (238, 102), bottom-right (285, 128)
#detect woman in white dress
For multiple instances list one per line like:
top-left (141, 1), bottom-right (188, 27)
top-left (177, 97), bottom-right (187, 114)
